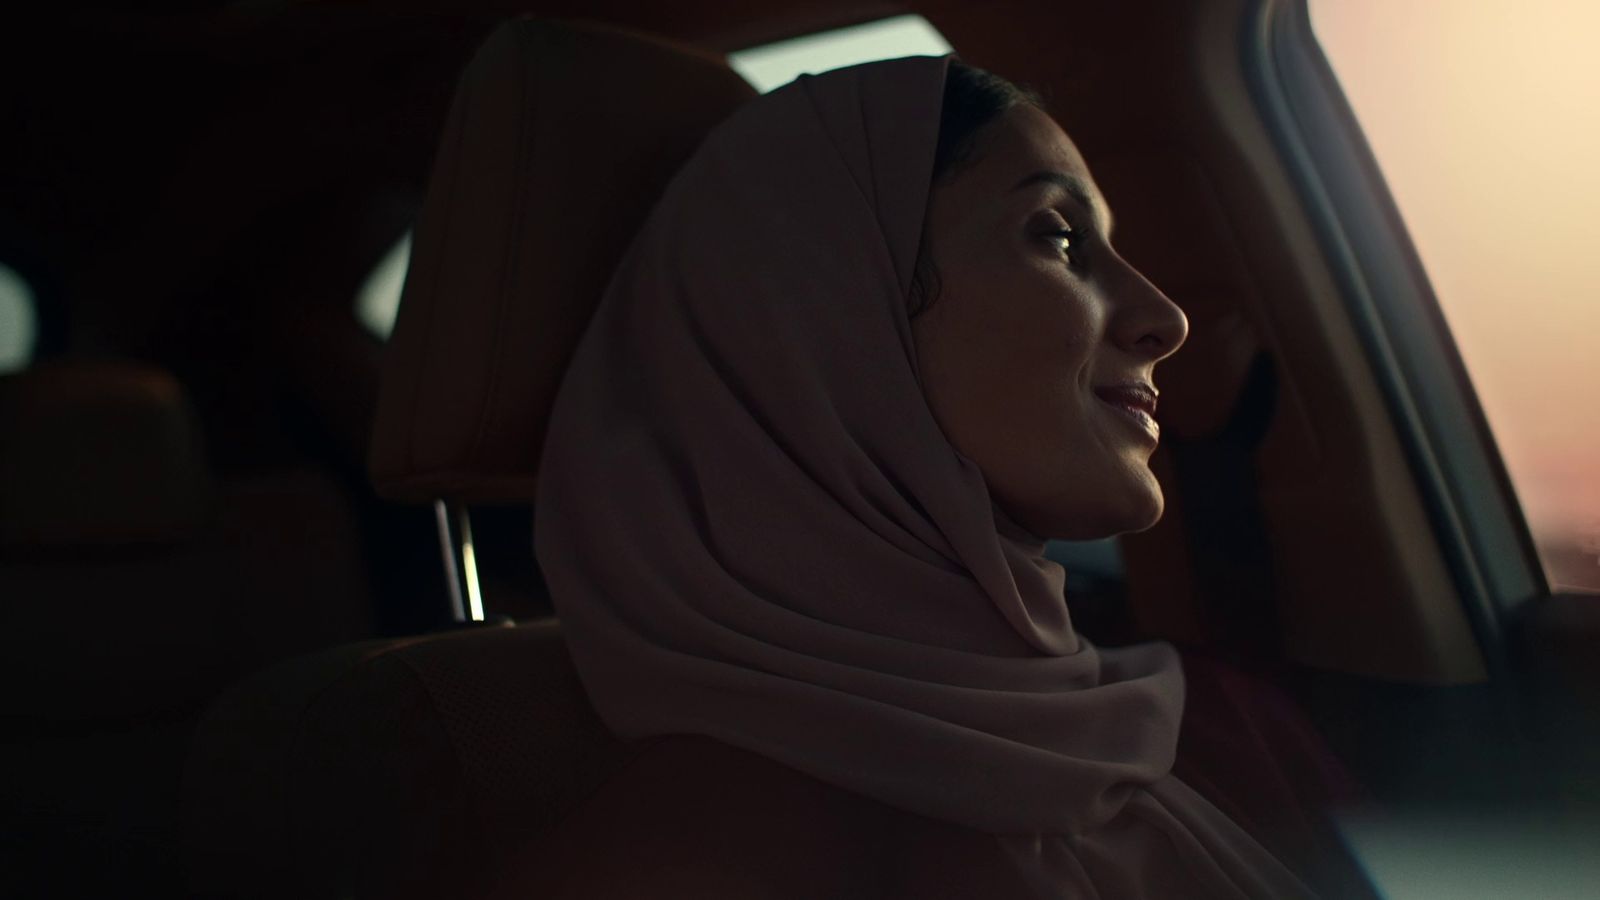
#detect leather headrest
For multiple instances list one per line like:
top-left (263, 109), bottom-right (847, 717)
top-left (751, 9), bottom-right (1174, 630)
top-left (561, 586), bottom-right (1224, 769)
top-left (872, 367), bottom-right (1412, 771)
top-left (0, 360), bottom-right (211, 550)
top-left (369, 18), bottom-right (757, 504)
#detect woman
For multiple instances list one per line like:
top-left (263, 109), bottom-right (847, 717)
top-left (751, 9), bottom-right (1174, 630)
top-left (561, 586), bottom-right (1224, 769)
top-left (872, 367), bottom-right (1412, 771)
top-left (506, 53), bottom-right (1372, 898)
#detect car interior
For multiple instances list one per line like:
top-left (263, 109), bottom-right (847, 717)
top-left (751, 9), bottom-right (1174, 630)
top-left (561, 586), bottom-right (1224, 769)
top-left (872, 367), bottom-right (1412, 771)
top-left (4, 1), bottom-right (1598, 897)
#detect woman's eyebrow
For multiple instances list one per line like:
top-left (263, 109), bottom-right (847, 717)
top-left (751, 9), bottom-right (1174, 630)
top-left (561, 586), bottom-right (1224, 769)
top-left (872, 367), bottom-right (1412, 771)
top-left (1011, 170), bottom-right (1114, 234)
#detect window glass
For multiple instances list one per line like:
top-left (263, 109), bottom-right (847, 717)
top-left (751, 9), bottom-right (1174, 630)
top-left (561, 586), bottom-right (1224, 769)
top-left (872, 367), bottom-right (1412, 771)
top-left (1047, 538), bottom-right (1125, 582)
top-left (728, 14), bottom-right (952, 93)
top-left (1310, 0), bottom-right (1600, 593)
top-left (355, 230), bottom-right (411, 341)
top-left (0, 263), bottom-right (38, 374)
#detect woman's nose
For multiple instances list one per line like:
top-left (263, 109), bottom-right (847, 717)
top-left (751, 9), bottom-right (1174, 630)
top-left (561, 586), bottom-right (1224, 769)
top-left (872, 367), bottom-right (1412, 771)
top-left (1109, 257), bottom-right (1188, 362)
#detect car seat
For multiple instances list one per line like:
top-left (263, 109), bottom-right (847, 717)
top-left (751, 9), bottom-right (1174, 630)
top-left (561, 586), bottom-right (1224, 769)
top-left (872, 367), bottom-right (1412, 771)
top-left (1, 359), bottom-right (376, 894)
top-left (180, 17), bottom-right (756, 899)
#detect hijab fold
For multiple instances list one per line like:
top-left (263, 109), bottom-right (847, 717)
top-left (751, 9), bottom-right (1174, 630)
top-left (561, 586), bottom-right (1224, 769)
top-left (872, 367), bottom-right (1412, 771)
top-left (535, 54), bottom-right (1317, 898)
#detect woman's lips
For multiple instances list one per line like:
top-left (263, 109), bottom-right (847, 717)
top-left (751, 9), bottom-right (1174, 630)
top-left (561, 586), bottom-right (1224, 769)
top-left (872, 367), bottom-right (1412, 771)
top-left (1093, 384), bottom-right (1160, 441)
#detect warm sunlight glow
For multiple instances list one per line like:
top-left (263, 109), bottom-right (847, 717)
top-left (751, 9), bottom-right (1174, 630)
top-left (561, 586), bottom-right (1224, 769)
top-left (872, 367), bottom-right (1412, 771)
top-left (1311, 0), bottom-right (1600, 592)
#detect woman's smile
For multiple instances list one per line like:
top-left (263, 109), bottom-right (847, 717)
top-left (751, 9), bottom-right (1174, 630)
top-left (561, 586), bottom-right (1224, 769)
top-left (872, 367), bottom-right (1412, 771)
top-left (1093, 383), bottom-right (1161, 443)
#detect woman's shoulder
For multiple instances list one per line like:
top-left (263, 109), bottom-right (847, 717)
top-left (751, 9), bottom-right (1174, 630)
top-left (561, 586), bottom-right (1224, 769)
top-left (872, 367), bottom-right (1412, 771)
top-left (489, 733), bottom-right (895, 899)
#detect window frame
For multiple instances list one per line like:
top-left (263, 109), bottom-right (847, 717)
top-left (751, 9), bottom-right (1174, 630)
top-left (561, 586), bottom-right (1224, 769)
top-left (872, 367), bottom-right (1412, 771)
top-left (1242, 0), bottom-right (1548, 671)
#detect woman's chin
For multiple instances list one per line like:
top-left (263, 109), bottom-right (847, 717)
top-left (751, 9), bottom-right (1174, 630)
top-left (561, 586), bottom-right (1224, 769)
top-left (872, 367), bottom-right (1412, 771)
top-left (994, 465), bottom-right (1165, 541)
top-left (1098, 475), bottom-right (1165, 536)
top-left (1120, 495), bottom-right (1165, 534)
top-left (1124, 476), bottom-right (1166, 532)
top-left (1019, 497), bottom-right (1164, 542)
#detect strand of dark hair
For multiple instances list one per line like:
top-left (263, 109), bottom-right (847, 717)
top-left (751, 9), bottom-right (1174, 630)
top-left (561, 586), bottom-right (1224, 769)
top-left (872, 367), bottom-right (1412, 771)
top-left (908, 59), bottom-right (1047, 320)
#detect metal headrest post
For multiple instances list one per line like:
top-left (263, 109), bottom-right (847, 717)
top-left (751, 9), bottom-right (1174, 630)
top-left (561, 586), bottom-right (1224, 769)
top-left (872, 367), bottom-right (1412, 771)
top-left (433, 499), bottom-right (486, 623)
top-left (365, 20), bottom-right (758, 637)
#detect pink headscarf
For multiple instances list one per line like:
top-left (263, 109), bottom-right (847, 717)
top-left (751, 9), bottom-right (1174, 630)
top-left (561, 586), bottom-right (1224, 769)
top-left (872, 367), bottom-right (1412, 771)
top-left (534, 53), bottom-right (1316, 898)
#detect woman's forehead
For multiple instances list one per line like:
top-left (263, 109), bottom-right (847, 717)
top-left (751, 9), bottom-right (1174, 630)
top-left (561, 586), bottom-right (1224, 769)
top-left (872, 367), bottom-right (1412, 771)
top-left (958, 105), bottom-right (1111, 227)
top-left (998, 105), bottom-right (1090, 173)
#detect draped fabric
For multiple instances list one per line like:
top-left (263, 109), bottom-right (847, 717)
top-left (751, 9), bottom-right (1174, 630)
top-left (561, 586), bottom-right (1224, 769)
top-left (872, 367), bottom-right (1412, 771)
top-left (534, 53), bottom-right (1317, 897)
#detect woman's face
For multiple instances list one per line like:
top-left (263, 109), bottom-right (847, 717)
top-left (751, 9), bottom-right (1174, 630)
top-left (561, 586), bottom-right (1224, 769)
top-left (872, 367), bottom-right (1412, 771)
top-left (912, 104), bottom-right (1188, 541)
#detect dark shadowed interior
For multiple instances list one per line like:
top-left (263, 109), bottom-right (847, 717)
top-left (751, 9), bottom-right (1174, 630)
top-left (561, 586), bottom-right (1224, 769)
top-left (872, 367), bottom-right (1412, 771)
top-left (3, 2), bottom-right (1596, 897)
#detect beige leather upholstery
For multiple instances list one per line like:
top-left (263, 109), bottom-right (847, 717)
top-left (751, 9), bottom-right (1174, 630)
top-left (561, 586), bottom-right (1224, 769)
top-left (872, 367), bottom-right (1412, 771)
top-left (0, 360), bottom-right (375, 724)
top-left (2, 359), bottom-right (377, 898)
top-left (182, 622), bottom-right (637, 900)
top-left (184, 17), bottom-right (756, 897)
top-left (369, 17), bottom-right (755, 504)
top-left (1, 360), bottom-right (222, 723)
top-left (0, 360), bottom-right (210, 549)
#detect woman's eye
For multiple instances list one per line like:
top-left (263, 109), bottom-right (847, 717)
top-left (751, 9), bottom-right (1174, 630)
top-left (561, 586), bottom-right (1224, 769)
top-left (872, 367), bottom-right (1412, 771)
top-left (1045, 227), bottom-right (1085, 267)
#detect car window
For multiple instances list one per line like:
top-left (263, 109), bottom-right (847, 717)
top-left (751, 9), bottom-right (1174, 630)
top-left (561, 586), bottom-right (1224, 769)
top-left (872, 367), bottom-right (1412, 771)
top-left (727, 14), bottom-right (952, 92)
top-left (0, 262), bottom-right (38, 373)
top-left (1310, 0), bottom-right (1600, 593)
top-left (355, 230), bottom-right (411, 341)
